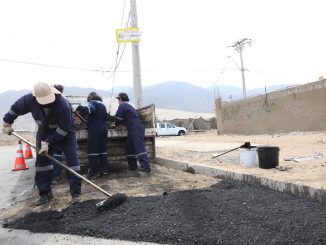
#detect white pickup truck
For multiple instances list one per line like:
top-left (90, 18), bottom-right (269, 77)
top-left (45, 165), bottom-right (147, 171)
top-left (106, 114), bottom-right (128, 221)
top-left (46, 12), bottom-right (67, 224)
top-left (156, 122), bottom-right (187, 136)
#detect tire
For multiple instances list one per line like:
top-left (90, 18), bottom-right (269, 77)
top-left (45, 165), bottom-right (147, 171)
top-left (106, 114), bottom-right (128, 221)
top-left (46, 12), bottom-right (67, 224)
top-left (178, 130), bottom-right (185, 136)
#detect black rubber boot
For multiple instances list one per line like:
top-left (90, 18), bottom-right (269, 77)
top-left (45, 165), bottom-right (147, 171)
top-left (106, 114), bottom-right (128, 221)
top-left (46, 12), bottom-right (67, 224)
top-left (35, 192), bottom-right (53, 206)
top-left (71, 194), bottom-right (81, 205)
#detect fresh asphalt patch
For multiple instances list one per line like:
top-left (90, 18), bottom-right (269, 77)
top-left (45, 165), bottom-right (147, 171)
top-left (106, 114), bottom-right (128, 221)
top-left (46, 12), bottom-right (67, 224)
top-left (5, 179), bottom-right (326, 244)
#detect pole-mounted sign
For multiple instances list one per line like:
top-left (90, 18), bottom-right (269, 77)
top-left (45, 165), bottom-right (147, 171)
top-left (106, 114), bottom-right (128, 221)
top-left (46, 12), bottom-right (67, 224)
top-left (115, 28), bottom-right (141, 43)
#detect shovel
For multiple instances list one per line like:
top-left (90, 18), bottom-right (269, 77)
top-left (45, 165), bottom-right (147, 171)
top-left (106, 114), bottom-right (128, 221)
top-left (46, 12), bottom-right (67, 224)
top-left (11, 131), bottom-right (126, 211)
top-left (212, 142), bottom-right (251, 159)
top-left (73, 111), bottom-right (88, 126)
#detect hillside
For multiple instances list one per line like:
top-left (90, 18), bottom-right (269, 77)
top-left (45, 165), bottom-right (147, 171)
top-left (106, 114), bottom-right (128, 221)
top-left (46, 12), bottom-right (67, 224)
top-left (0, 81), bottom-right (293, 131)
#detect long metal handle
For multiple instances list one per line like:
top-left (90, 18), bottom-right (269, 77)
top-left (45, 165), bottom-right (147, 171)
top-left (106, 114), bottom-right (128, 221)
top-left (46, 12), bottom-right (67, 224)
top-left (74, 112), bottom-right (88, 125)
top-left (211, 147), bottom-right (239, 159)
top-left (211, 141), bottom-right (251, 159)
top-left (11, 131), bottom-right (112, 197)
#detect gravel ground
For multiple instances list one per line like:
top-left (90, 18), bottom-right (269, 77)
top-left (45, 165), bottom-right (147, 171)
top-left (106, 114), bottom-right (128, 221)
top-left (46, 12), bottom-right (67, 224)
top-left (6, 179), bottom-right (326, 244)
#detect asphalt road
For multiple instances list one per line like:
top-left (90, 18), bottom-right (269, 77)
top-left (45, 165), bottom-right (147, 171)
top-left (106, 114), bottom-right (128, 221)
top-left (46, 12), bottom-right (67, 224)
top-left (0, 145), bottom-right (34, 210)
top-left (6, 179), bottom-right (326, 244)
top-left (0, 144), bottom-right (154, 245)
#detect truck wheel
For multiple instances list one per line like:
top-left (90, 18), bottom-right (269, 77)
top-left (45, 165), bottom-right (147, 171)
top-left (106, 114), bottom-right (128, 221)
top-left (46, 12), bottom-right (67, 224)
top-left (178, 130), bottom-right (185, 136)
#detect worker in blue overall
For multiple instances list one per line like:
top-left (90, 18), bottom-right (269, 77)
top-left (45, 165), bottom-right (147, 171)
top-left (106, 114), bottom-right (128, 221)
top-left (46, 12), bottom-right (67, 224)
top-left (51, 84), bottom-right (64, 185)
top-left (76, 92), bottom-right (109, 179)
top-left (2, 82), bottom-right (82, 205)
top-left (115, 92), bottom-right (151, 175)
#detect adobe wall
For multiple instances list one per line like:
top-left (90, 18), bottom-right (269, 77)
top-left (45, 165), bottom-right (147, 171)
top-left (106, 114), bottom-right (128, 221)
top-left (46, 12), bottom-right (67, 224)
top-left (215, 80), bottom-right (326, 135)
top-left (169, 117), bottom-right (217, 130)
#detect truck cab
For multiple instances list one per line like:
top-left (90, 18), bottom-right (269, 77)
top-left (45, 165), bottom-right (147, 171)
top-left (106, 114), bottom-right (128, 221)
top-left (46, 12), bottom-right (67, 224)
top-left (156, 122), bottom-right (187, 136)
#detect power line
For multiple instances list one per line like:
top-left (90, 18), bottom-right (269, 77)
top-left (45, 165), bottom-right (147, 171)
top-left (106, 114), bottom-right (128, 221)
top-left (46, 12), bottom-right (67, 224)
top-left (0, 58), bottom-right (235, 74)
top-left (108, 1), bottom-right (131, 113)
top-left (0, 2), bottom-right (132, 79)
top-left (0, 58), bottom-right (130, 73)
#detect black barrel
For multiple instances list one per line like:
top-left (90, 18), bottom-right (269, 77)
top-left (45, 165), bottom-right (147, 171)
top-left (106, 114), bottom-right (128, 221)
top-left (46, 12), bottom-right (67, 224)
top-left (257, 146), bottom-right (280, 169)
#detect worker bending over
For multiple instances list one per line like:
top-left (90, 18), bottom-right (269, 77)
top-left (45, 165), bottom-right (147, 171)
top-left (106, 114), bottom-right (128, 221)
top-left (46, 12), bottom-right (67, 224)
top-left (76, 92), bottom-right (109, 179)
top-left (115, 92), bottom-right (151, 175)
top-left (2, 82), bottom-right (82, 205)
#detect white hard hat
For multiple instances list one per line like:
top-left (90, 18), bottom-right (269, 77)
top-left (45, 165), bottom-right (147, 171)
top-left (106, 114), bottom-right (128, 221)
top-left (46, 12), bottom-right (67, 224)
top-left (32, 82), bottom-right (61, 105)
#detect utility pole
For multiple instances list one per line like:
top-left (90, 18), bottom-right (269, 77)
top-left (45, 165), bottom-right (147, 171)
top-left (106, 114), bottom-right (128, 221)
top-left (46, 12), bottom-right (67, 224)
top-left (229, 38), bottom-right (252, 99)
top-left (130, 0), bottom-right (143, 108)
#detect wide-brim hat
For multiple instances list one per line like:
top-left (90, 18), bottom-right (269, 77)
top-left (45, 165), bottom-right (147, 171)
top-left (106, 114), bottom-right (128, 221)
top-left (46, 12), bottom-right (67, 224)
top-left (32, 82), bottom-right (61, 105)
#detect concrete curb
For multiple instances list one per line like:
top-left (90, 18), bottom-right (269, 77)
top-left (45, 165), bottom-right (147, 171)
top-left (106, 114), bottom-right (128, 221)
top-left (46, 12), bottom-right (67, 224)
top-left (155, 157), bottom-right (326, 203)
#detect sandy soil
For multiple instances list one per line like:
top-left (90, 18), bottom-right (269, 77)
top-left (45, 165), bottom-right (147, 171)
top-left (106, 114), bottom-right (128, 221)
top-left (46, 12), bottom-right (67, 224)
top-left (156, 130), bottom-right (326, 189)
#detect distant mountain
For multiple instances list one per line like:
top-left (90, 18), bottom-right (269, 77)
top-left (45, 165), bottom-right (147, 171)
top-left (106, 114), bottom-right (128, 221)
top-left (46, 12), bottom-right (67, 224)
top-left (142, 81), bottom-right (216, 112)
top-left (207, 84), bottom-right (243, 101)
top-left (64, 86), bottom-right (133, 98)
top-left (0, 81), bottom-right (295, 131)
top-left (0, 89), bottom-right (30, 114)
top-left (64, 82), bottom-right (218, 112)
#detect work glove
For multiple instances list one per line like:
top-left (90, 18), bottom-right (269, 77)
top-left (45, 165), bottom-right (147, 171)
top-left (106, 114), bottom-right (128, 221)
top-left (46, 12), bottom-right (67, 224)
top-left (2, 122), bottom-right (14, 135)
top-left (38, 141), bottom-right (49, 155)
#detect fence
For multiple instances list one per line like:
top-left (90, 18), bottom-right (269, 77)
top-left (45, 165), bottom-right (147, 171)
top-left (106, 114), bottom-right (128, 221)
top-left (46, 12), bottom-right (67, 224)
top-left (215, 79), bottom-right (326, 134)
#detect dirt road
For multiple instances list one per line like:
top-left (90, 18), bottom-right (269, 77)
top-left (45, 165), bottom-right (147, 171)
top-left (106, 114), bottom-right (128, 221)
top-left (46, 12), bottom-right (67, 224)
top-left (156, 130), bottom-right (326, 189)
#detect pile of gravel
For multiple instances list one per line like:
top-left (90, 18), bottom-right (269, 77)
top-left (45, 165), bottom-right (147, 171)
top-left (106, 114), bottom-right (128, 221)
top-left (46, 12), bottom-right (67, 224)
top-left (6, 180), bottom-right (326, 244)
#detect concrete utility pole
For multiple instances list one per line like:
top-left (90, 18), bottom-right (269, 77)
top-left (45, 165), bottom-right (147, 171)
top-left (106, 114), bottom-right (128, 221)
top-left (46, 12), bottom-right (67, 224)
top-left (130, 0), bottom-right (143, 108)
top-left (229, 38), bottom-right (252, 99)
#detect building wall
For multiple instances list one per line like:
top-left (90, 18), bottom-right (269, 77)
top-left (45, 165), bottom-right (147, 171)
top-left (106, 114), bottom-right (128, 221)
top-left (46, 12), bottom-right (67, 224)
top-left (215, 80), bottom-right (326, 135)
top-left (169, 117), bottom-right (217, 130)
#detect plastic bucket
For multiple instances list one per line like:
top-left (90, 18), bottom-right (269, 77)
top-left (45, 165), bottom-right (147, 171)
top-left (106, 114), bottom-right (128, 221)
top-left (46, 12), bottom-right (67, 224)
top-left (239, 148), bottom-right (258, 167)
top-left (257, 146), bottom-right (280, 169)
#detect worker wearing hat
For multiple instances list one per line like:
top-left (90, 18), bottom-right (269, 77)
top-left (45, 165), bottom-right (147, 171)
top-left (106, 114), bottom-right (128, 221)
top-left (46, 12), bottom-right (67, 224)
top-left (2, 82), bottom-right (82, 205)
top-left (115, 92), bottom-right (151, 174)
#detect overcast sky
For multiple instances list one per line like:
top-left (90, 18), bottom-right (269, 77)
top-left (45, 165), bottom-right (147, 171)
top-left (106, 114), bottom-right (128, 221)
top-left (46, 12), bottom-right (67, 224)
top-left (0, 0), bottom-right (325, 94)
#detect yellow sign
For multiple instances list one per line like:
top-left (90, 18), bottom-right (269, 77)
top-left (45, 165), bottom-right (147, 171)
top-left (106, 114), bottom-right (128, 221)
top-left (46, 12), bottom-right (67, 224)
top-left (115, 28), bottom-right (141, 43)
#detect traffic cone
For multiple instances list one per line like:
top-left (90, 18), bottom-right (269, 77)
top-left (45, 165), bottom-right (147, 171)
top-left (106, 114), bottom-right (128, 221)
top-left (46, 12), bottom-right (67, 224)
top-left (12, 140), bottom-right (29, 171)
top-left (24, 144), bottom-right (33, 159)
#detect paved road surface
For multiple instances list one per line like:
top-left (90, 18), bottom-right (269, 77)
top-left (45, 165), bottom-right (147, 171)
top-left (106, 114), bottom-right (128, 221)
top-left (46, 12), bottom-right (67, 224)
top-left (0, 145), bottom-right (154, 245)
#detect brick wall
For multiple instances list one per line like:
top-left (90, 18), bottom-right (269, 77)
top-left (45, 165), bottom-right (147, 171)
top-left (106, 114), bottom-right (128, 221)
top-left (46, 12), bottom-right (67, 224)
top-left (215, 80), bottom-right (326, 135)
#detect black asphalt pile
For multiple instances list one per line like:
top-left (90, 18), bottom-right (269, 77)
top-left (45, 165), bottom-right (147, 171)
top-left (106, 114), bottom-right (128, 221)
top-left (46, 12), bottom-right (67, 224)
top-left (6, 180), bottom-right (326, 244)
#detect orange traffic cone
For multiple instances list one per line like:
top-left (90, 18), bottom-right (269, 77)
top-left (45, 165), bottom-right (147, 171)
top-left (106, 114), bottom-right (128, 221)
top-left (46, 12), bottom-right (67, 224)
top-left (12, 140), bottom-right (29, 171)
top-left (24, 144), bottom-right (33, 159)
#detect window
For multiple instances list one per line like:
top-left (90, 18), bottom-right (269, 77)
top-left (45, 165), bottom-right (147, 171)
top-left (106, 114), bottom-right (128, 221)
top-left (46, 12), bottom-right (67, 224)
top-left (167, 124), bottom-right (175, 128)
top-left (159, 123), bottom-right (166, 128)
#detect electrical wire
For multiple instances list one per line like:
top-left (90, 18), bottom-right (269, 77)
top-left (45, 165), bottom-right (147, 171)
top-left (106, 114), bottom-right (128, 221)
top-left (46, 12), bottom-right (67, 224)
top-left (120, 0), bottom-right (127, 28)
top-left (0, 58), bottom-right (118, 73)
top-left (185, 60), bottom-right (232, 130)
top-left (108, 1), bottom-right (130, 113)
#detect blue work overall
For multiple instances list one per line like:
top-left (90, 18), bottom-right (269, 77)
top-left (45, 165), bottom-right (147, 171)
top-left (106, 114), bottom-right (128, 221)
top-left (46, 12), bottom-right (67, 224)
top-left (3, 93), bottom-right (82, 196)
top-left (115, 102), bottom-right (151, 172)
top-left (77, 100), bottom-right (109, 177)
